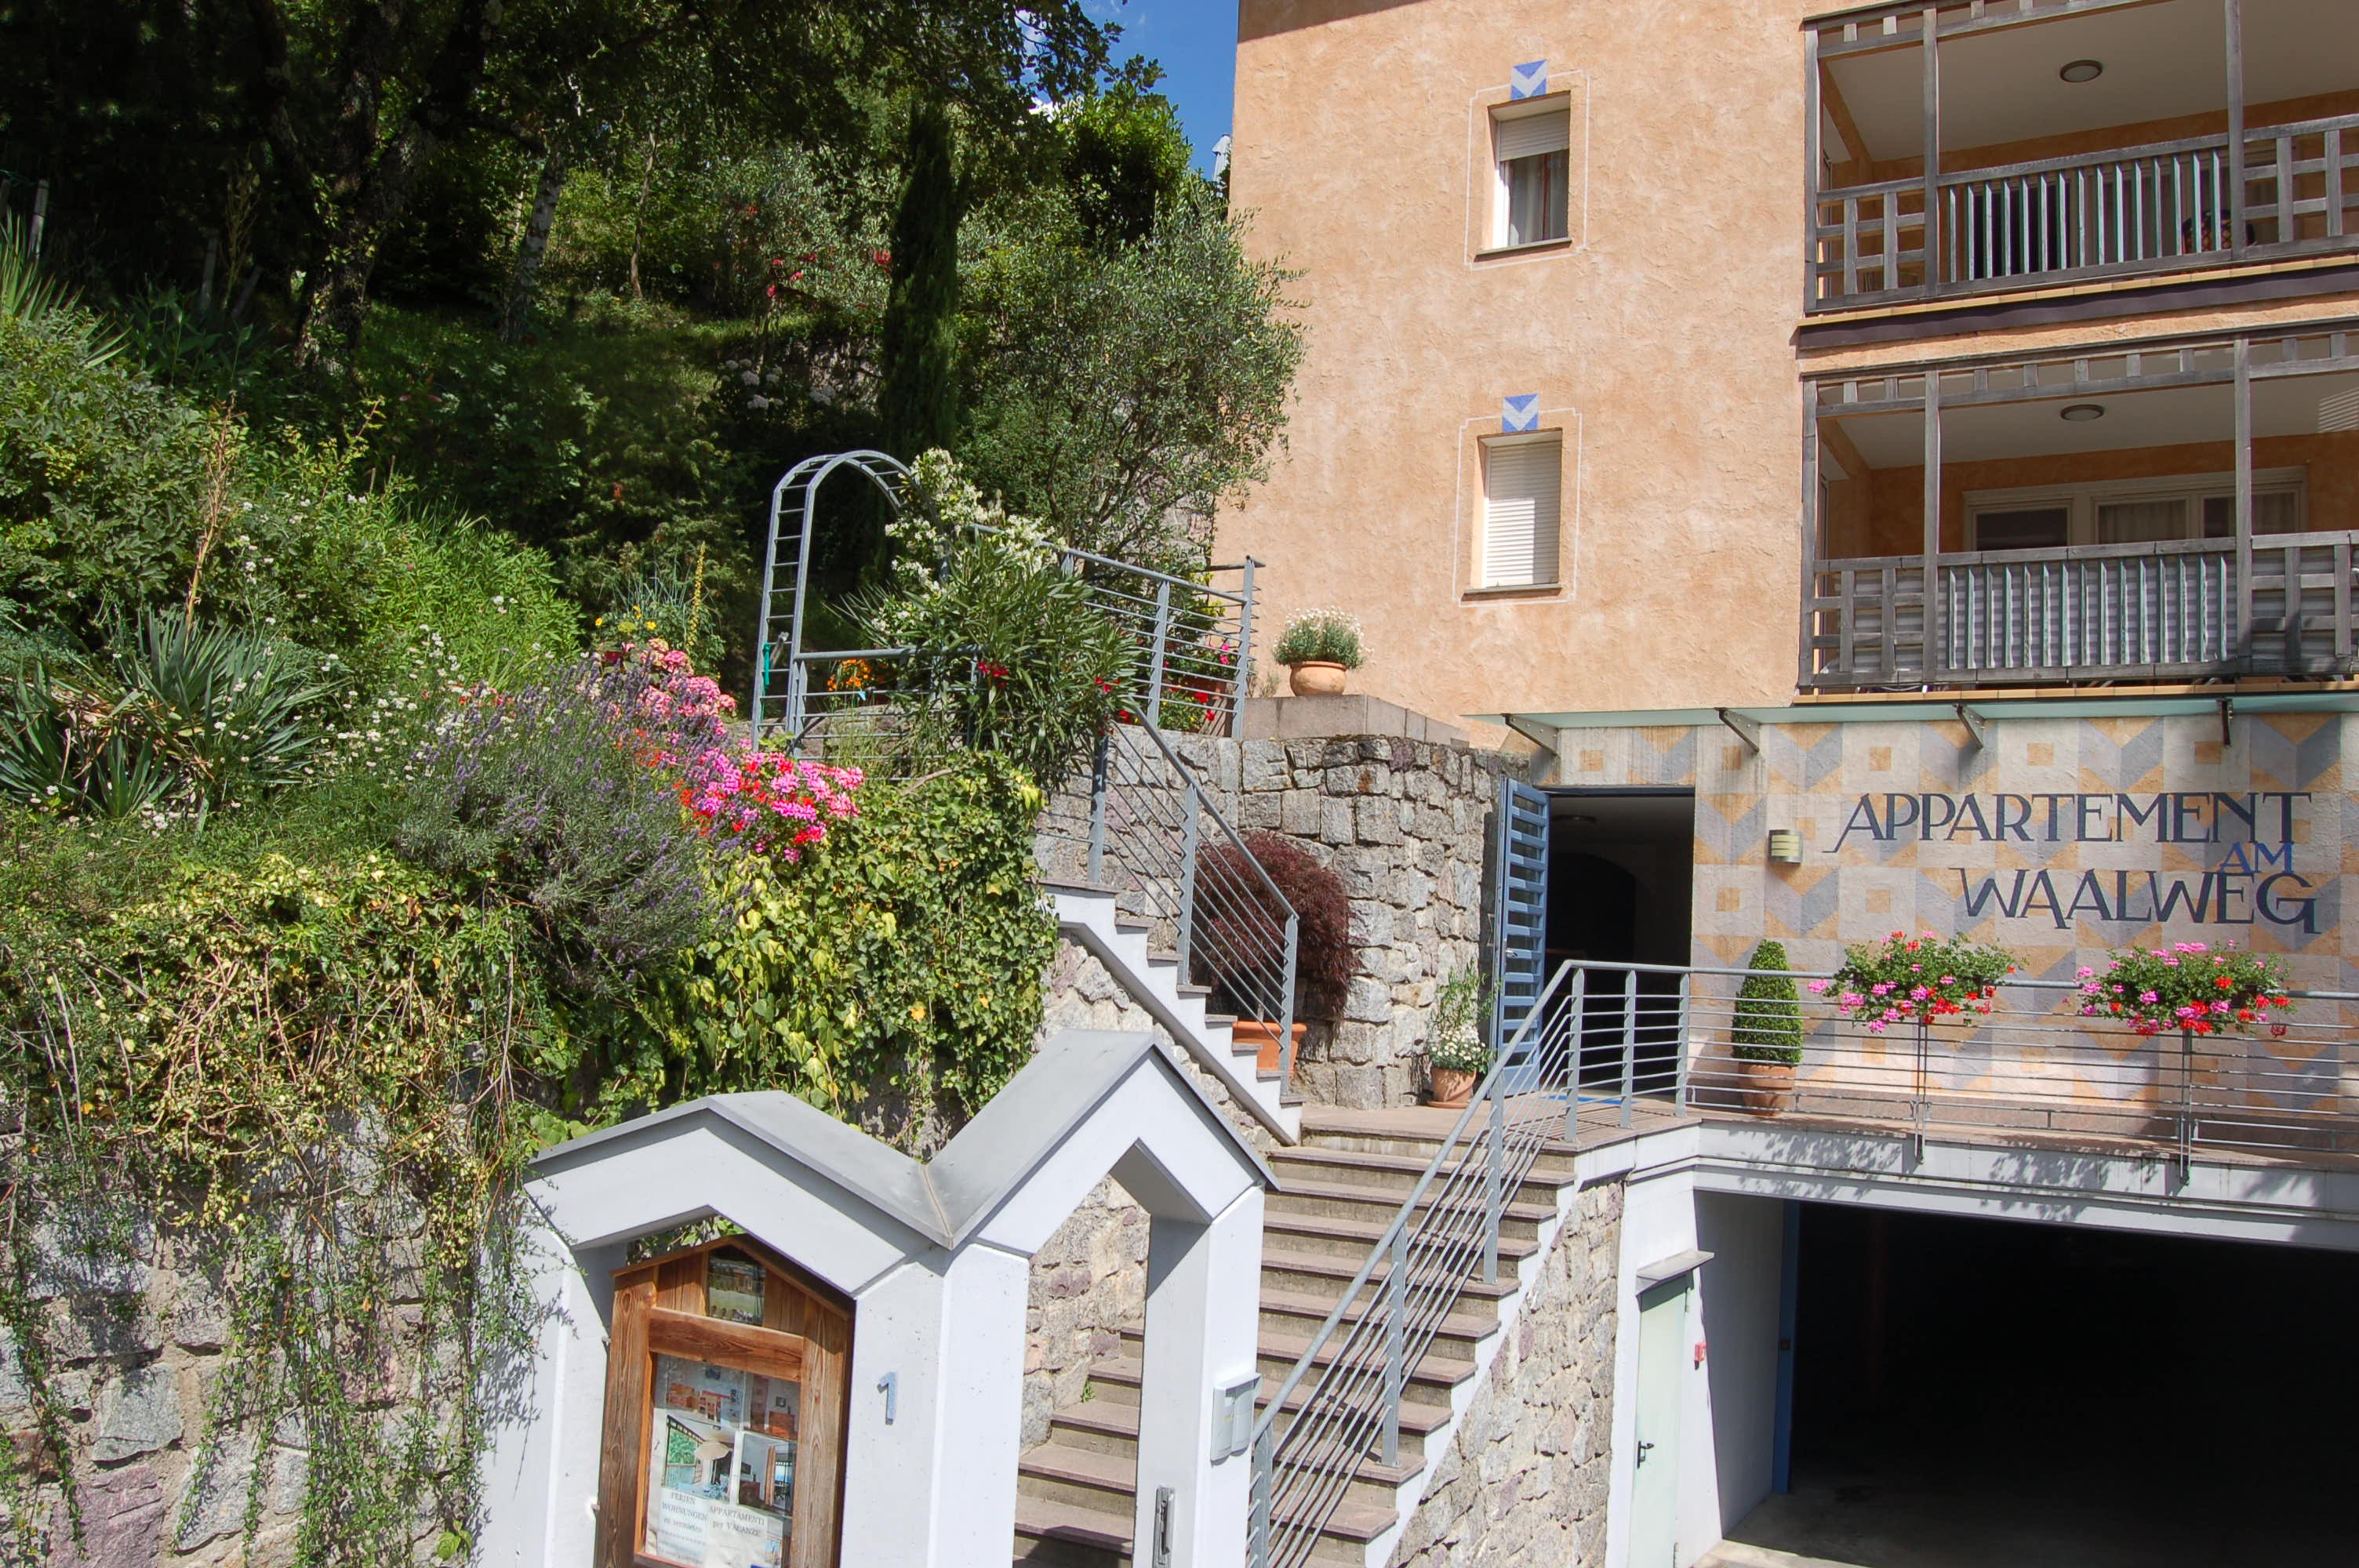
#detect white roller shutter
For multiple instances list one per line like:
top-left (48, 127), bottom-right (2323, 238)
top-left (1496, 107), bottom-right (1569, 163)
top-left (1483, 437), bottom-right (1561, 587)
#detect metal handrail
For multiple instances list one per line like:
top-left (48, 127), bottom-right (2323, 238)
top-left (1247, 963), bottom-right (1585, 1568)
top-left (1037, 721), bottom-right (1304, 1092)
top-left (752, 448), bottom-right (1259, 743)
top-left (1125, 719), bottom-right (1301, 1072)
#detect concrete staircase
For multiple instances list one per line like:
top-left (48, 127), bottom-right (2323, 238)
top-left (1049, 882), bottom-right (1300, 1145)
top-left (1011, 1111), bottom-right (1585, 1566)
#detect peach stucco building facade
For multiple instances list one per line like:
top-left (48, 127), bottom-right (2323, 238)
top-left (1219, 0), bottom-right (2359, 731)
top-left (1223, 0), bottom-right (1816, 722)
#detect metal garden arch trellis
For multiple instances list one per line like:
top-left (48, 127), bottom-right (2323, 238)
top-left (748, 448), bottom-right (912, 742)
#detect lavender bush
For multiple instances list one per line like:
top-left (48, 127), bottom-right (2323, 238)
top-left (394, 651), bottom-right (729, 996)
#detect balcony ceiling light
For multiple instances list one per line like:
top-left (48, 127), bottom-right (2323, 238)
top-left (2059, 59), bottom-right (2104, 84)
top-left (2061, 403), bottom-right (2106, 422)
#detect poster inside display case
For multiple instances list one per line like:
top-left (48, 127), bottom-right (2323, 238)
top-left (597, 1238), bottom-right (852, 1568)
top-left (642, 1355), bottom-right (800, 1568)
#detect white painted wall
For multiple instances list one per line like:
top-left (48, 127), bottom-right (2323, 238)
top-left (1694, 1194), bottom-right (1784, 1538)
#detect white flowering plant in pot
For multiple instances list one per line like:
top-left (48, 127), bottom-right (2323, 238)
top-left (1424, 969), bottom-right (1489, 1106)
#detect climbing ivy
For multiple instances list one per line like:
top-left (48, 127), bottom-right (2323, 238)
top-left (0, 824), bottom-right (550, 1565)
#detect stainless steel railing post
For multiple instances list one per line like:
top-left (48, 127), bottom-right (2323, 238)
top-left (1086, 729), bottom-right (1110, 884)
top-left (1278, 915), bottom-right (1299, 1086)
top-left (1249, 1425), bottom-right (1274, 1568)
top-left (1483, 1069), bottom-right (1504, 1285)
top-left (1381, 1222), bottom-right (1406, 1466)
top-left (1620, 969), bottom-right (1637, 1128)
top-left (1147, 579), bottom-right (1172, 728)
top-left (1673, 971), bottom-right (1693, 1113)
top-left (1176, 780), bottom-right (1200, 975)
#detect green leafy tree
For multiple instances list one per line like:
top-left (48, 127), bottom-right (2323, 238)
top-left (1063, 81), bottom-right (1193, 252)
top-left (959, 178), bottom-right (1302, 567)
top-left (0, 0), bottom-right (1120, 372)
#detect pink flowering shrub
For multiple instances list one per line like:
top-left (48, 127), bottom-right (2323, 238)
top-left (2076, 942), bottom-right (2295, 1038)
top-left (602, 640), bottom-right (864, 861)
top-left (1807, 930), bottom-right (2014, 1035)
top-left (679, 748), bottom-right (863, 860)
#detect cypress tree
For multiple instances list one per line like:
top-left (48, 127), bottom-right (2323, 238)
top-left (879, 98), bottom-right (964, 463)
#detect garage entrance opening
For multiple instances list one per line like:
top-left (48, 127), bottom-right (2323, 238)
top-left (1727, 1204), bottom-right (2359, 1567)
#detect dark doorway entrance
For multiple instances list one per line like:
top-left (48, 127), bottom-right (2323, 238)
top-left (1729, 1205), bottom-right (2359, 1566)
top-left (1543, 790), bottom-right (1693, 1100)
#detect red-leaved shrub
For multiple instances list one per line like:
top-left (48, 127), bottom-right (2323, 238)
top-left (1190, 830), bottom-right (1354, 1019)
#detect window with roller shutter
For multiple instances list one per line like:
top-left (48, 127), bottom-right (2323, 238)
top-left (1492, 103), bottom-right (1570, 248)
top-left (1481, 434), bottom-right (1562, 589)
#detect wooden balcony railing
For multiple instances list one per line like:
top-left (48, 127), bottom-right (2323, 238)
top-left (1811, 111), bottom-right (2359, 310)
top-left (1803, 531), bottom-right (2359, 689)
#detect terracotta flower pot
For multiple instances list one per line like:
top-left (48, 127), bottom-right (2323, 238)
top-left (1735, 1056), bottom-right (1796, 1117)
top-left (1427, 1066), bottom-right (1478, 1109)
top-left (1287, 660), bottom-right (1347, 697)
top-left (1231, 1019), bottom-right (1307, 1075)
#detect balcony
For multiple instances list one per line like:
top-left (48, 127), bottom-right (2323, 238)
top-left (1802, 324), bottom-right (2359, 691)
top-left (1808, 0), bottom-right (2359, 312)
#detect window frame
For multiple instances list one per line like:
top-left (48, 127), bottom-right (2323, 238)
top-left (1963, 466), bottom-right (2307, 551)
top-left (1488, 96), bottom-right (1574, 252)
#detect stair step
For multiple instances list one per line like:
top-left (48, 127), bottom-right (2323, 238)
top-left (1086, 1355), bottom-right (1454, 1429)
top-left (1010, 1470), bottom-right (1392, 1566)
top-left (1012, 1493), bottom-right (1131, 1566)
top-left (1260, 1233), bottom-right (1533, 1290)
top-left (1019, 1440), bottom-right (1140, 1515)
top-left (1268, 1176), bottom-right (1558, 1234)
top-left (1042, 878), bottom-right (1109, 897)
top-left (1273, 1143), bottom-right (1578, 1192)
top-left (1258, 1286), bottom-right (1498, 1349)
top-left (1107, 1324), bottom-right (1475, 1399)
top-left (1014, 1434), bottom-right (1398, 1554)
top-left (1040, 1400), bottom-right (1424, 1493)
top-left (1113, 919), bottom-right (1150, 935)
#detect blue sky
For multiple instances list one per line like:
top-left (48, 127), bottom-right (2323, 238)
top-left (1089, 0), bottom-right (1241, 172)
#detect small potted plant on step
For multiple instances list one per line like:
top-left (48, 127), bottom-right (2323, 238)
top-left (1731, 940), bottom-right (1804, 1116)
top-left (1274, 608), bottom-right (1364, 697)
top-left (1424, 969), bottom-right (1489, 1109)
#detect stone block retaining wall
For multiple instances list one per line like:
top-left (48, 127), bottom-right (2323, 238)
top-left (2, 1224), bottom-right (431, 1567)
top-left (1388, 1179), bottom-right (1623, 1568)
top-left (1180, 733), bottom-right (1516, 1110)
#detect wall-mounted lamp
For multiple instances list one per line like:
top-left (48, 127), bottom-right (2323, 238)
top-left (1766, 829), bottom-right (1805, 865)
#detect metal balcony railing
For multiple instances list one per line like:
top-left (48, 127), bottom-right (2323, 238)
top-left (1811, 111), bottom-right (2359, 310)
top-left (1803, 530), bottom-right (2359, 688)
top-left (1571, 957), bottom-right (2358, 1170)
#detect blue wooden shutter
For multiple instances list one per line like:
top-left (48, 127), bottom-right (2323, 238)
top-left (1487, 778), bottom-right (1550, 1060)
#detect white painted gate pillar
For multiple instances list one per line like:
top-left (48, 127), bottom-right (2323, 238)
top-left (1132, 1186), bottom-right (1264, 1566)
